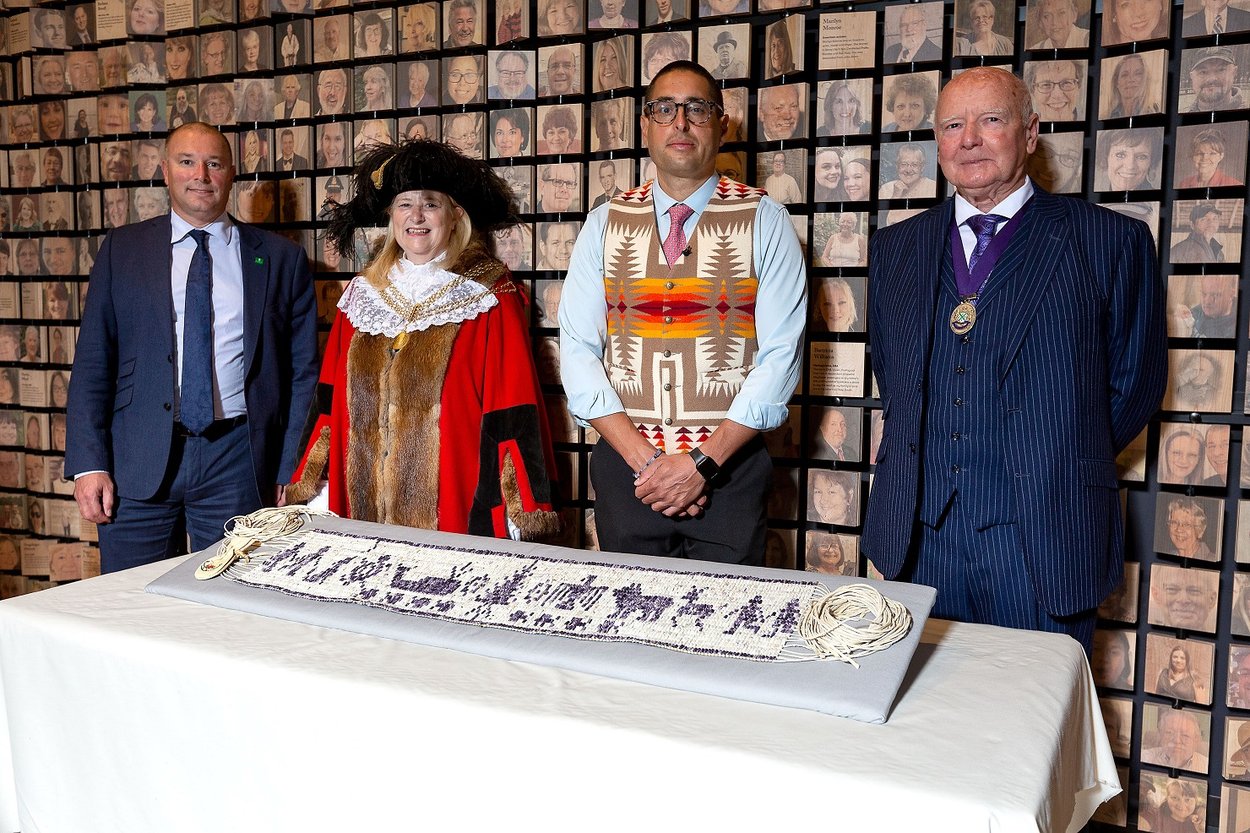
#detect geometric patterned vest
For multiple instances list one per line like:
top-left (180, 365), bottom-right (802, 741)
top-left (602, 177), bottom-right (762, 452)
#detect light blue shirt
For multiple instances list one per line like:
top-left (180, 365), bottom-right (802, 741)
top-left (170, 210), bottom-right (247, 421)
top-left (559, 174), bottom-right (807, 432)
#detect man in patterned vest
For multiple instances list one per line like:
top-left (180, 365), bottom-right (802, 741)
top-left (559, 60), bottom-right (806, 565)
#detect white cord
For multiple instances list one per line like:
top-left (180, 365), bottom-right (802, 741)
top-left (195, 505), bottom-right (337, 580)
top-left (793, 584), bottom-right (913, 667)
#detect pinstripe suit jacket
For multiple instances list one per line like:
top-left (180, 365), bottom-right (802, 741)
top-left (864, 189), bottom-right (1166, 616)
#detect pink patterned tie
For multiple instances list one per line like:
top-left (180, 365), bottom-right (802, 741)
top-left (662, 203), bottom-right (694, 265)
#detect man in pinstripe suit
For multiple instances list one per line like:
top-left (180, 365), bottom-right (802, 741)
top-left (864, 68), bottom-right (1166, 652)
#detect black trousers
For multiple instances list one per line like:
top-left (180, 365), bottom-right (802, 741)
top-left (590, 436), bottom-right (771, 565)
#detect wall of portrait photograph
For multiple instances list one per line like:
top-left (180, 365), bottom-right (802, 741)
top-left (0, 0), bottom-right (1249, 825)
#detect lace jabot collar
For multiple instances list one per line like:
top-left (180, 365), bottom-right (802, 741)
top-left (339, 254), bottom-right (498, 337)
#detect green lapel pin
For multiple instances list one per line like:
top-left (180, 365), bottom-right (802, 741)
top-left (253, 256), bottom-right (264, 265)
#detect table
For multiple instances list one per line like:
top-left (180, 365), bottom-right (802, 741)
top-left (0, 553), bottom-right (1117, 833)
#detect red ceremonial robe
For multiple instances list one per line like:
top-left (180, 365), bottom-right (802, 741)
top-left (289, 249), bottom-right (559, 540)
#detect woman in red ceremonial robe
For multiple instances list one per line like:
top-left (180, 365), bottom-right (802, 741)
top-left (286, 139), bottom-right (559, 540)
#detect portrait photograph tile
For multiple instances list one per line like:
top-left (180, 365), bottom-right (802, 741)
top-left (534, 220), bottom-right (579, 270)
top-left (883, 0), bottom-right (943, 64)
top-left (815, 78), bottom-right (873, 137)
top-left (644, 0), bottom-right (689, 26)
top-left (587, 0), bottom-right (640, 29)
top-left (879, 140), bottom-right (938, 200)
top-left (1144, 632), bottom-right (1215, 705)
top-left (1099, 50), bottom-right (1168, 121)
top-left (1094, 126), bottom-right (1164, 192)
top-left (1024, 0), bottom-right (1092, 50)
top-left (1139, 704), bottom-right (1211, 775)
top-left (805, 530), bottom-right (858, 576)
top-left (588, 97), bottom-right (629, 152)
top-left (312, 15), bottom-right (352, 64)
top-left (1158, 422), bottom-right (1230, 486)
top-left (493, 0), bottom-right (530, 43)
top-left (487, 49), bottom-right (537, 100)
top-left (806, 468), bottom-right (860, 527)
top-left (441, 111), bottom-right (484, 159)
top-left (489, 107), bottom-right (534, 159)
top-left (1024, 59), bottom-right (1088, 122)
top-left (755, 148), bottom-right (805, 206)
top-left (757, 81), bottom-right (806, 142)
top-left (953, 0), bottom-right (1014, 55)
top-left (697, 23), bottom-right (749, 81)
top-left (1178, 44), bottom-right (1250, 113)
top-left (398, 4), bottom-right (440, 53)
top-left (590, 35), bottom-right (631, 93)
top-left (812, 214), bottom-right (869, 269)
top-left (1174, 121), bottom-right (1248, 190)
top-left (1167, 274), bottom-right (1240, 339)
top-left (587, 157), bottom-right (630, 208)
top-left (537, 0), bottom-right (585, 37)
top-left (882, 70), bottom-right (939, 133)
top-left (807, 404), bottom-right (862, 462)
top-left (1149, 563), bottom-right (1221, 633)
top-left (1102, 0), bottom-right (1170, 45)
top-left (1163, 347), bottom-right (1237, 413)
top-left (1093, 627), bottom-right (1136, 690)
top-left (442, 54), bottom-right (483, 106)
top-left (442, 0), bottom-right (483, 49)
top-left (1153, 492), bottom-right (1224, 561)
top-left (810, 272), bottom-right (860, 330)
top-left (536, 43), bottom-right (582, 97)
top-left (762, 14), bottom-right (803, 80)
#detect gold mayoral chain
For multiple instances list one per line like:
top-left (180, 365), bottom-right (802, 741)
top-left (949, 296), bottom-right (978, 335)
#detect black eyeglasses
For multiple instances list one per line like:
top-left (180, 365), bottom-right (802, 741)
top-left (643, 98), bottom-right (721, 126)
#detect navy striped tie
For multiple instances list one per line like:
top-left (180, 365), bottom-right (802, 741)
top-left (180, 229), bottom-right (214, 434)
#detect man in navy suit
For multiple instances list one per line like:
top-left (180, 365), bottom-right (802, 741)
top-left (864, 68), bottom-right (1165, 651)
top-left (66, 122), bottom-right (318, 572)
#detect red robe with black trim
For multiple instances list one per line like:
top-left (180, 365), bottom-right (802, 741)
top-left (290, 259), bottom-right (558, 540)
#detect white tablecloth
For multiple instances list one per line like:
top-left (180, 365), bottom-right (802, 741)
top-left (0, 555), bottom-right (1117, 833)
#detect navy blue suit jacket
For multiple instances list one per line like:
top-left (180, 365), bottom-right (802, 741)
top-left (864, 189), bottom-right (1166, 616)
top-left (65, 214), bottom-right (319, 504)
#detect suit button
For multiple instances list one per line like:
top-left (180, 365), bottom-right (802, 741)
top-left (916, 381), bottom-right (922, 392)
top-left (951, 432), bottom-right (960, 440)
top-left (665, 281), bottom-right (675, 290)
top-left (664, 418), bottom-right (673, 426)
top-left (663, 350), bottom-right (671, 357)
top-left (960, 335), bottom-right (970, 344)
top-left (954, 398), bottom-right (964, 406)
top-left (955, 366), bottom-right (965, 374)
top-left (167, 354), bottom-right (174, 363)
top-left (663, 383), bottom-right (672, 391)
top-left (664, 316), bottom-right (673, 324)
top-left (909, 443), bottom-right (916, 453)
top-left (951, 464), bottom-right (960, 474)
top-left (163, 402), bottom-right (171, 411)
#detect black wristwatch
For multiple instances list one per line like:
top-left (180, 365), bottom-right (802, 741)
top-left (688, 447), bottom-right (722, 484)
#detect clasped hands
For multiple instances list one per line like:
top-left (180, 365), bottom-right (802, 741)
top-left (634, 452), bottom-right (709, 518)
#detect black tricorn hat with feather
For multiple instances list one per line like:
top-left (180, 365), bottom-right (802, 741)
top-left (323, 139), bottom-right (520, 258)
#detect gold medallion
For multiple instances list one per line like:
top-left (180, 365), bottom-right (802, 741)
top-left (949, 301), bottom-right (977, 335)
